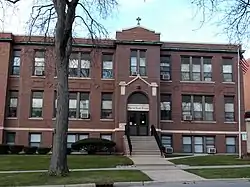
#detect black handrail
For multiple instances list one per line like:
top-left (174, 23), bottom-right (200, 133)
top-left (125, 125), bottom-right (132, 156)
top-left (151, 125), bottom-right (165, 156)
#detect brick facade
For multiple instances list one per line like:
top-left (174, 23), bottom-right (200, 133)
top-left (0, 26), bottom-right (247, 154)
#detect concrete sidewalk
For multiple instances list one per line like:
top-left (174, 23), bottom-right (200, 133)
top-left (177, 164), bottom-right (250, 170)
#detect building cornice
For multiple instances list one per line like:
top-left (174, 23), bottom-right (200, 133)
top-left (161, 47), bottom-right (239, 54)
top-left (115, 40), bottom-right (163, 46)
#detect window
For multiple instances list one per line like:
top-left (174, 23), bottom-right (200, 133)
top-left (182, 95), bottom-right (214, 121)
top-left (11, 50), bottom-right (21, 75)
top-left (5, 132), bottom-right (15, 145)
top-left (161, 135), bottom-right (172, 148)
top-left (226, 137), bottom-right (236, 153)
top-left (194, 137), bottom-right (203, 153)
top-left (224, 96), bottom-right (235, 122)
top-left (205, 137), bottom-right (215, 152)
top-left (29, 133), bottom-right (41, 147)
top-left (33, 51), bottom-right (45, 76)
top-left (69, 52), bottom-right (90, 78)
top-left (69, 92), bottom-right (90, 119)
top-left (181, 56), bottom-right (212, 81)
top-left (101, 93), bottom-right (113, 119)
top-left (67, 134), bottom-right (89, 148)
top-left (7, 91), bottom-right (18, 117)
top-left (183, 136), bottom-right (192, 153)
top-left (160, 56), bottom-right (171, 80)
top-left (31, 91), bottom-right (43, 118)
top-left (130, 50), bottom-right (147, 76)
top-left (160, 94), bottom-right (171, 120)
top-left (102, 54), bottom-right (113, 79)
top-left (222, 58), bottom-right (233, 82)
top-left (101, 134), bottom-right (112, 141)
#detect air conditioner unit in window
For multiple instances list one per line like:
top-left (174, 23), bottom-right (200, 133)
top-left (35, 70), bottom-right (44, 76)
top-left (161, 74), bottom-right (170, 80)
top-left (131, 71), bottom-right (137, 76)
top-left (165, 147), bottom-right (173, 154)
top-left (80, 112), bottom-right (89, 119)
top-left (207, 147), bottom-right (216, 154)
top-left (183, 115), bottom-right (192, 121)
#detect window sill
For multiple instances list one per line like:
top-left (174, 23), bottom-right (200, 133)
top-left (101, 78), bottom-right (115, 80)
top-left (129, 76), bottom-right (148, 78)
top-left (31, 75), bottom-right (45, 78)
top-left (6, 117), bottom-right (18, 120)
top-left (222, 82), bottom-right (235, 84)
top-left (180, 81), bottom-right (215, 84)
top-left (28, 117), bottom-right (43, 120)
top-left (68, 77), bottom-right (91, 80)
top-left (9, 75), bottom-right (20, 78)
top-left (181, 120), bottom-right (217, 123)
top-left (100, 119), bottom-right (114, 121)
top-left (52, 118), bottom-right (91, 121)
top-left (160, 80), bottom-right (172, 83)
top-left (160, 120), bottom-right (173, 123)
top-left (224, 121), bottom-right (237, 124)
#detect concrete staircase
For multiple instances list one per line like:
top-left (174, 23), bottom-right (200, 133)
top-left (124, 135), bottom-right (161, 156)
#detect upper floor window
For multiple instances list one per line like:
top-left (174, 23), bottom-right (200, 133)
top-left (7, 90), bottom-right (18, 117)
top-left (31, 91), bottom-right (43, 118)
top-left (224, 96), bottom-right (235, 122)
top-left (11, 50), bottom-right (21, 76)
top-left (160, 56), bottom-right (171, 81)
top-left (102, 54), bottom-right (113, 79)
top-left (222, 58), bottom-right (233, 82)
top-left (160, 94), bottom-right (171, 120)
top-left (33, 50), bottom-right (45, 76)
top-left (101, 93), bottom-right (113, 119)
top-left (182, 95), bottom-right (214, 121)
top-left (181, 56), bottom-right (212, 81)
top-left (69, 52), bottom-right (90, 78)
top-left (130, 49), bottom-right (147, 76)
top-left (69, 92), bottom-right (90, 119)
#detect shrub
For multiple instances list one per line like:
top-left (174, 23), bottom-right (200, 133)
top-left (71, 138), bottom-right (116, 154)
top-left (0, 144), bottom-right (9, 154)
top-left (9, 145), bottom-right (24, 154)
top-left (23, 147), bottom-right (37, 154)
top-left (37, 147), bottom-right (51, 155)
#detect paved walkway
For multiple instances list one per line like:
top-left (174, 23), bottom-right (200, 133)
top-left (128, 155), bottom-right (205, 182)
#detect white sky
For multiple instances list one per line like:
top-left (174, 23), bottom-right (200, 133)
top-left (1, 0), bottom-right (249, 58)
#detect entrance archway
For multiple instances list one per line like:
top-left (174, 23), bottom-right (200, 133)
top-left (127, 92), bottom-right (149, 136)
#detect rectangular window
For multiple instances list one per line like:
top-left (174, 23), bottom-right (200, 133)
top-left (160, 94), bottom-right (171, 120)
top-left (5, 132), bottom-right (15, 145)
top-left (68, 92), bottom-right (89, 119)
top-left (194, 136), bottom-right (203, 153)
top-left (69, 52), bottom-right (90, 78)
top-left (101, 134), bottom-right (112, 141)
top-left (161, 135), bottom-right (172, 148)
top-left (7, 91), bottom-right (18, 117)
top-left (130, 50), bottom-right (147, 76)
top-left (226, 137), bottom-right (236, 153)
top-left (67, 134), bottom-right (89, 148)
top-left (102, 54), bottom-right (113, 79)
top-left (183, 136), bottom-right (192, 153)
top-left (222, 58), bottom-right (233, 82)
top-left (181, 56), bottom-right (212, 81)
top-left (29, 133), bottom-right (41, 147)
top-left (182, 95), bottom-right (214, 121)
top-left (139, 50), bottom-right (146, 76)
top-left (33, 51), bottom-right (45, 76)
top-left (160, 56), bottom-right (171, 81)
top-left (224, 96), bottom-right (235, 122)
top-left (101, 93), bottom-right (113, 119)
top-left (11, 50), bottom-right (21, 75)
top-left (31, 91), bottom-right (43, 118)
top-left (205, 136), bottom-right (215, 152)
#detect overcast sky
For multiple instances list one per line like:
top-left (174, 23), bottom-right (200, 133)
top-left (1, 0), bottom-right (250, 58)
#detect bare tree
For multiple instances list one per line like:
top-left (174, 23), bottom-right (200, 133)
top-left (191, 0), bottom-right (250, 44)
top-left (3, 0), bottom-right (118, 176)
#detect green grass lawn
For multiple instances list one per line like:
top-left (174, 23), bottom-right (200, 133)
top-left (0, 155), bottom-right (133, 171)
top-left (0, 170), bottom-right (151, 186)
top-left (170, 155), bottom-right (250, 166)
top-left (187, 168), bottom-right (250, 179)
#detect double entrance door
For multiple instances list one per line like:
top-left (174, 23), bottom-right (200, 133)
top-left (127, 111), bottom-right (149, 136)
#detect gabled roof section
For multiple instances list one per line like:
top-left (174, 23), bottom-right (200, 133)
top-left (116, 26), bottom-right (160, 42)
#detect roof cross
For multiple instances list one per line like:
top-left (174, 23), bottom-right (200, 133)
top-left (136, 17), bottom-right (141, 26)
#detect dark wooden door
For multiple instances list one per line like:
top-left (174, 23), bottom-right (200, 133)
top-left (127, 111), bottom-right (149, 136)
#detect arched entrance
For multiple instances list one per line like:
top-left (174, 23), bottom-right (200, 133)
top-left (127, 92), bottom-right (149, 136)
